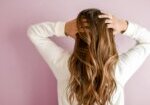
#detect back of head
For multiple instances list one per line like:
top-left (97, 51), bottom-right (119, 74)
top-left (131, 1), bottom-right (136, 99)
top-left (66, 8), bottom-right (119, 105)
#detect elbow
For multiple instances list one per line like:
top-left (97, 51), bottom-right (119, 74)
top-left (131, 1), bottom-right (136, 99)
top-left (27, 25), bottom-right (35, 39)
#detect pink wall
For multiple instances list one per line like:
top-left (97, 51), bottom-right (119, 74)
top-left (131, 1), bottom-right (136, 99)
top-left (0, 0), bottom-right (150, 105)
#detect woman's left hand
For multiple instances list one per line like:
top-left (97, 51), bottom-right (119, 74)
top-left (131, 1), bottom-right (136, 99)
top-left (98, 12), bottom-right (128, 35)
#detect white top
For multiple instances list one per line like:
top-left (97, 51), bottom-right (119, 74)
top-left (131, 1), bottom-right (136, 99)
top-left (27, 20), bottom-right (150, 105)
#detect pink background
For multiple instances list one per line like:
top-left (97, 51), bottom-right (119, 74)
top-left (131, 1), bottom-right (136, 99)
top-left (0, 0), bottom-right (150, 105)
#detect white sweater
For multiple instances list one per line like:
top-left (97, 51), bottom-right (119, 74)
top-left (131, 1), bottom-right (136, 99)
top-left (27, 20), bottom-right (150, 105)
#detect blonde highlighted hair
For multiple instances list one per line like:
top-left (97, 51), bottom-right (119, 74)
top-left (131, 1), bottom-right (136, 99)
top-left (66, 8), bottom-right (119, 105)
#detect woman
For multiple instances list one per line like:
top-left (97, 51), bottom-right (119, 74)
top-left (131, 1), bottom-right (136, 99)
top-left (27, 8), bottom-right (150, 105)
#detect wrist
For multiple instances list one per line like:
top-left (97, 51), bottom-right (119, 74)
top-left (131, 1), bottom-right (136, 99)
top-left (64, 22), bottom-right (69, 37)
top-left (120, 20), bottom-right (128, 34)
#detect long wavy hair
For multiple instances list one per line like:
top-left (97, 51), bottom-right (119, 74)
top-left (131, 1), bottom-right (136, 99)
top-left (66, 8), bottom-right (119, 105)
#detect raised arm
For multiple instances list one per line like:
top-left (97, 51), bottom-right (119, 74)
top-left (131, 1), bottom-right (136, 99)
top-left (27, 21), bottom-right (71, 81)
top-left (98, 13), bottom-right (150, 86)
top-left (117, 21), bottom-right (150, 86)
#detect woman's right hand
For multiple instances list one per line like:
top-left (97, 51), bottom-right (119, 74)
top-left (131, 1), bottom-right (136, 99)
top-left (65, 19), bottom-right (78, 39)
top-left (98, 12), bottom-right (128, 35)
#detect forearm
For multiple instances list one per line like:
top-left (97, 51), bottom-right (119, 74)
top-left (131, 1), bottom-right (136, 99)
top-left (27, 21), bottom-right (67, 39)
top-left (122, 21), bottom-right (150, 44)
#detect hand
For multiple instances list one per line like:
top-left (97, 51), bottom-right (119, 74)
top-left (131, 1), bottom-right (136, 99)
top-left (65, 19), bottom-right (78, 39)
top-left (98, 12), bottom-right (128, 35)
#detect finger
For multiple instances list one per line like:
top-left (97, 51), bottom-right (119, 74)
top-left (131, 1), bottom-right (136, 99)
top-left (98, 14), bottom-right (113, 19)
top-left (105, 19), bottom-right (113, 24)
top-left (98, 14), bottom-right (110, 18)
top-left (107, 24), bottom-right (114, 29)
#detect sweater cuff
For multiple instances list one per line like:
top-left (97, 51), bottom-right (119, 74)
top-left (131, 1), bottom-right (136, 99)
top-left (122, 21), bottom-right (135, 38)
top-left (55, 21), bottom-right (67, 37)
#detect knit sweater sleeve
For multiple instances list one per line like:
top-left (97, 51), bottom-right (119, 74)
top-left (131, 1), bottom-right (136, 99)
top-left (27, 21), bottom-right (70, 81)
top-left (117, 21), bottom-right (150, 86)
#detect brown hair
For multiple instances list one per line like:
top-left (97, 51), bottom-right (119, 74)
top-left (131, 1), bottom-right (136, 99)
top-left (66, 8), bottom-right (119, 105)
